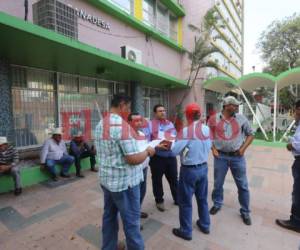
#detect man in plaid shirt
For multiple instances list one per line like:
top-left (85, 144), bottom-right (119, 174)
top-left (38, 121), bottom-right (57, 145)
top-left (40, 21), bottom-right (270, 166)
top-left (95, 95), bottom-right (155, 250)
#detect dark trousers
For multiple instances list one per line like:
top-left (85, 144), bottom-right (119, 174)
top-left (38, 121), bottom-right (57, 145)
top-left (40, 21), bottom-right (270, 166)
top-left (149, 155), bottom-right (178, 204)
top-left (140, 168), bottom-right (148, 205)
top-left (291, 158), bottom-right (300, 225)
top-left (71, 151), bottom-right (96, 175)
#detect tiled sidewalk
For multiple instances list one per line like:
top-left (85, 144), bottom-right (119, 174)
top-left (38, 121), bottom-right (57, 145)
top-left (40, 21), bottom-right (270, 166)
top-left (0, 144), bottom-right (299, 250)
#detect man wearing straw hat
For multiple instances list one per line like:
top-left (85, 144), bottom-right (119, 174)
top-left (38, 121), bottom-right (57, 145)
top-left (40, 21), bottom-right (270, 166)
top-left (69, 131), bottom-right (97, 178)
top-left (40, 127), bottom-right (74, 181)
top-left (0, 136), bottom-right (22, 195)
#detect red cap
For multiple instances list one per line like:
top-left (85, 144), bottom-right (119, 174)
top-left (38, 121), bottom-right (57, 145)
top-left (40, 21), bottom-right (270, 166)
top-left (185, 103), bottom-right (201, 121)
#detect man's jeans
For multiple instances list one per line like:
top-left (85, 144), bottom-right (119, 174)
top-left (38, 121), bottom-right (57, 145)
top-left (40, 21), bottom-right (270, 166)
top-left (178, 164), bottom-right (210, 238)
top-left (45, 154), bottom-right (74, 176)
top-left (291, 158), bottom-right (300, 225)
top-left (0, 165), bottom-right (21, 189)
top-left (212, 154), bottom-right (250, 216)
top-left (101, 185), bottom-right (144, 250)
top-left (71, 151), bottom-right (96, 175)
top-left (140, 168), bottom-right (148, 205)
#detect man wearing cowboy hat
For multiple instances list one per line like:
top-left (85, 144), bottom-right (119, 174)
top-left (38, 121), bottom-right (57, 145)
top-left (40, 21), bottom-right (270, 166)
top-left (0, 137), bottom-right (22, 195)
top-left (69, 131), bottom-right (97, 178)
top-left (169, 103), bottom-right (211, 240)
top-left (208, 96), bottom-right (254, 225)
top-left (40, 128), bottom-right (74, 181)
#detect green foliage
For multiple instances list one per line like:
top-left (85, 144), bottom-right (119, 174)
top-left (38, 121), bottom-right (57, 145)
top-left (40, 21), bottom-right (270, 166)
top-left (258, 13), bottom-right (300, 74)
top-left (279, 87), bottom-right (296, 109)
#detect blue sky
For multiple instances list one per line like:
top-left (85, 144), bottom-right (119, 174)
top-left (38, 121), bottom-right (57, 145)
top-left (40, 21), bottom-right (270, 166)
top-left (244, 0), bottom-right (299, 74)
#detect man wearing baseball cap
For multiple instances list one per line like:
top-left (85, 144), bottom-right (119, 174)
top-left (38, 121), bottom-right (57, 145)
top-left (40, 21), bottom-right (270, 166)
top-left (208, 96), bottom-right (254, 225)
top-left (0, 137), bottom-right (22, 195)
top-left (170, 103), bottom-right (211, 240)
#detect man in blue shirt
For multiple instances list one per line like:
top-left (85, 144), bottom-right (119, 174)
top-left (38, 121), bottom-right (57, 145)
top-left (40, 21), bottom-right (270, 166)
top-left (148, 104), bottom-right (178, 211)
top-left (276, 100), bottom-right (300, 233)
top-left (169, 103), bottom-right (211, 240)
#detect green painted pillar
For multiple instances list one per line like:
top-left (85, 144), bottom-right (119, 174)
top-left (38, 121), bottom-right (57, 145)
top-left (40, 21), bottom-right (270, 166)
top-left (0, 58), bottom-right (14, 142)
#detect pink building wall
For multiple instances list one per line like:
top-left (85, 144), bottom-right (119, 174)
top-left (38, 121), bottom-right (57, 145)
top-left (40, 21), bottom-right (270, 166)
top-left (0, 0), bottom-right (183, 79)
top-left (169, 0), bottom-right (215, 119)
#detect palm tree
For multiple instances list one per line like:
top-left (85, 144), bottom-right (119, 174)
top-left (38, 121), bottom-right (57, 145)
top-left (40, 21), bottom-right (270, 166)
top-left (174, 8), bottom-right (225, 129)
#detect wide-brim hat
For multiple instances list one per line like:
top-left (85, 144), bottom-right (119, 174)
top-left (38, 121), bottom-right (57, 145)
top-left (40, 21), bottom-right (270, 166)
top-left (0, 136), bottom-right (8, 145)
top-left (223, 96), bottom-right (241, 106)
top-left (51, 127), bottom-right (63, 135)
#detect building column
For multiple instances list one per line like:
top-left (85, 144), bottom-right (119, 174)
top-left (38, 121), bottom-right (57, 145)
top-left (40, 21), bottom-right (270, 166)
top-left (130, 82), bottom-right (144, 115)
top-left (0, 58), bottom-right (14, 142)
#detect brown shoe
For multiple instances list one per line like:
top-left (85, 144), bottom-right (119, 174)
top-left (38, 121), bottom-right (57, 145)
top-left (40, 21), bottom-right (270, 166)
top-left (140, 212), bottom-right (148, 219)
top-left (91, 168), bottom-right (98, 172)
top-left (156, 202), bottom-right (165, 212)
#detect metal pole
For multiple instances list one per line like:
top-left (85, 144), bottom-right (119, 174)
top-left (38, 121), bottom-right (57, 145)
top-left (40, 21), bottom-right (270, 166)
top-left (239, 87), bottom-right (269, 141)
top-left (273, 83), bottom-right (278, 142)
top-left (279, 120), bottom-right (295, 142)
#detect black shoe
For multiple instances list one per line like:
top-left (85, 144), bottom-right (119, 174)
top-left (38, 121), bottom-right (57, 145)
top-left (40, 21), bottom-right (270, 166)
top-left (276, 219), bottom-right (300, 233)
top-left (52, 175), bottom-right (58, 181)
top-left (209, 206), bottom-right (221, 215)
top-left (156, 202), bottom-right (165, 212)
top-left (241, 214), bottom-right (252, 225)
top-left (76, 173), bottom-right (85, 178)
top-left (172, 228), bottom-right (192, 241)
top-left (140, 212), bottom-right (148, 219)
top-left (60, 173), bottom-right (70, 178)
top-left (91, 168), bottom-right (98, 172)
top-left (14, 188), bottom-right (22, 196)
top-left (196, 220), bottom-right (210, 234)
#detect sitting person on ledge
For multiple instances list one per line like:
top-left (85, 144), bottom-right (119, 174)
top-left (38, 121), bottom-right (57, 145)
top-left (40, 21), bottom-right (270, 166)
top-left (40, 128), bottom-right (74, 181)
top-left (0, 136), bottom-right (22, 196)
top-left (69, 131), bottom-right (97, 178)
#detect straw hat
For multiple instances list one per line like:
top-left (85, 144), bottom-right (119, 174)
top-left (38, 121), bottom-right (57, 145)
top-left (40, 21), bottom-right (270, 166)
top-left (0, 136), bottom-right (8, 145)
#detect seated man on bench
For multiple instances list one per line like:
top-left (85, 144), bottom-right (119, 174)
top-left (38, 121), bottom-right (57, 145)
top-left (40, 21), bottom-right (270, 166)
top-left (69, 131), bottom-right (97, 178)
top-left (0, 136), bottom-right (22, 195)
top-left (40, 128), bottom-right (74, 181)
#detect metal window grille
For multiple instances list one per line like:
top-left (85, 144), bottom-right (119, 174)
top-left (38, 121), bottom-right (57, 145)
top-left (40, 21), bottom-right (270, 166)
top-left (11, 66), bottom-right (56, 147)
top-left (33, 0), bottom-right (78, 39)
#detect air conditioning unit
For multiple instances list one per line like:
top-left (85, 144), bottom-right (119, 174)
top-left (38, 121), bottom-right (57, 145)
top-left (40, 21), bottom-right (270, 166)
top-left (121, 46), bottom-right (142, 64)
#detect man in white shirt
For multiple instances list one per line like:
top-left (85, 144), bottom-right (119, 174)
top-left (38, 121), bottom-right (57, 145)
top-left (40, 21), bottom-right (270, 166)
top-left (40, 128), bottom-right (74, 181)
top-left (128, 112), bottom-right (150, 219)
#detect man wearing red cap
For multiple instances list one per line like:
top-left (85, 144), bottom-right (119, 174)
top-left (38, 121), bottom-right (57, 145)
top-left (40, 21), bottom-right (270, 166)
top-left (169, 103), bottom-right (212, 240)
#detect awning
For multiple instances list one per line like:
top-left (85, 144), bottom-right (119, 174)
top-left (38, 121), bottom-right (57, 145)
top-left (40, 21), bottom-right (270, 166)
top-left (0, 12), bottom-right (186, 89)
top-left (202, 76), bottom-right (238, 94)
top-left (277, 67), bottom-right (300, 90)
top-left (238, 73), bottom-right (276, 92)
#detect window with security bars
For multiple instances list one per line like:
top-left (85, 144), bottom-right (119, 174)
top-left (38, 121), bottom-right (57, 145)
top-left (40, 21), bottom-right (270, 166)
top-left (11, 66), bottom-right (56, 147)
top-left (143, 87), bottom-right (169, 119)
top-left (33, 0), bottom-right (78, 39)
top-left (58, 74), bottom-right (129, 140)
top-left (10, 66), bottom-right (130, 146)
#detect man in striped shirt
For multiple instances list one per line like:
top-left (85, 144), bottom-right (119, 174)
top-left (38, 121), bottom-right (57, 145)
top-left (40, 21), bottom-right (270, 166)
top-left (0, 137), bottom-right (22, 195)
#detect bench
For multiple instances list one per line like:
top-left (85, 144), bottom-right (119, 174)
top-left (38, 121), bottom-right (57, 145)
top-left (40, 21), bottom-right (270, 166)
top-left (0, 157), bottom-right (93, 194)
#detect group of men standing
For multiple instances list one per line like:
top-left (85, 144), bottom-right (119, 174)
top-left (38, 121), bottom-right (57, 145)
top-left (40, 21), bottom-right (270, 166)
top-left (95, 94), bottom-right (257, 250)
